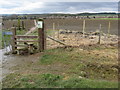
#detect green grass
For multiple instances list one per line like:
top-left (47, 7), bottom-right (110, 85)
top-left (16, 29), bottom-right (27, 35)
top-left (2, 45), bottom-right (118, 88)
top-left (40, 48), bottom-right (71, 64)
top-left (3, 73), bottom-right (118, 88)
top-left (1, 30), bottom-right (27, 49)
top-left (94, 18), bottom-right (119, 20)
top-left (39, 46), bottom-right (118, 81)
top-left (2, 34), bottom-right (12, 49)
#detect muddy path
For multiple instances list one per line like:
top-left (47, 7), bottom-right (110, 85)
top-left (1, 21), bottom-right (38, 79)
top-left (2, 52), bottom-right (41, 79)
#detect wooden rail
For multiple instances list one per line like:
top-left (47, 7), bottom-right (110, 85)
top-left (16, 40), bottom-right (38, 42)
top-left (15, 35), bottom-right (38, 39)
top-left (47, 35), bottom-right (66, 45)
top-left (15, 44), bottom-right (27, 47)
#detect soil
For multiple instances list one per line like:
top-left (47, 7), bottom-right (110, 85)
top-left (2, 53), bottom-right (41, 79)
top-left (2, 43), bottom-right (118, 82)
top-left (47, 30), bottom-right (118, 48)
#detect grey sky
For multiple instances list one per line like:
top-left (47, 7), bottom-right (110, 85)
top-left (0, 0), bottom-right (119, 14)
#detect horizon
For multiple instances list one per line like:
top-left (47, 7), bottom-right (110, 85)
top-left (1, 12), bottom-right (119, 15)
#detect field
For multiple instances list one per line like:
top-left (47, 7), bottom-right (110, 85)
top-left (44, 18), bottom-right (118, 35)
top-left (3, 18), bottom-right (118, 35)
top-left (2, 20), bottom-right (34, 31)
top-left (2, 18), bottom-right (119, 88)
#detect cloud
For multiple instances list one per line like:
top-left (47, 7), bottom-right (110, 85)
top-left (0, 1), bottom-right (118, 14)
top-left (0, 1), bottom-right (44, 14)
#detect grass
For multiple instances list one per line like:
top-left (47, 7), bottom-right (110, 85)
top-left (16, 29), bottom-right (27, 35)
top-left (2, 27), bottom-right (118, 88)
top-left (3, 73), bottom-right (118, 88)
top-left (1, 29), bottom-right (27, 49)
top-left (94, 18), bottom-right (120, 20)
top-left (39, 46), bottom-right (118, 81)
top-left (2, 45), bottom-right (118, 88)
top-left (40, 48), bottom-right (70, 64)
top-left (2, 34), bottom-right (12, 49)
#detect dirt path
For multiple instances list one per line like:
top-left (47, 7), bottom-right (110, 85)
top-left (2, 20), bottom-right (38, 79)
top-left (2, 53), bottom-right (41, 79)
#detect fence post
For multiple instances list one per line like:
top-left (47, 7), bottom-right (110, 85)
top-left (82, 20), bottom-right (86, 37)
top-left (44, 22), bottom-right (46, 50)
top-left (37, 18), bottom-right (45, 52)
top-left (53, 23), bottom-right (55, 31)
top-left (108, 21), bottom-right (111, 37)
top-left (12, 27), bottom-right (17, 53)
top-left (18, 17), bottom-right (21, 30)
top-left (57, 22), bottom-right (59, 39)
top-left (22, 21), bottom-right (25, 30)
top-left (98, 24), bottom-right (102, 44)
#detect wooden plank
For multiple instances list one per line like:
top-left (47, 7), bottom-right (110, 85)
top-left (17, 47), bottom-right (27, 50)
top-left (47, 35), bottom-right (66, 45)
top-left (44, 24), bottom-right (46, 50)
top-left (16, 35), bottom-right (38, 39)
top-left (38, 19), bottom-right (45, 52)
top-left (98, 24), bottom-right (102, 44)
top-left (38, 28), bottom-right (42, 51)
top-left (108, 21), bottom-right (111, 37)
top-left (16, 40), bottom-right (38, 42)
top-left (82, 20), bottom-right (86, 37)
top-left (12, 27), bottom-right (17, 53)
top-left (15, 44), bottom-right (28, 47)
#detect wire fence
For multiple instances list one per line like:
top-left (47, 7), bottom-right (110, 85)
top-left (2, 18), bottom-right (118, 49)
top-left (45, 18), bottom-right (118, 48)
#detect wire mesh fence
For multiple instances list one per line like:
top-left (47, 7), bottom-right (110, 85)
top-left (45, 18), bottom-right (118, 48)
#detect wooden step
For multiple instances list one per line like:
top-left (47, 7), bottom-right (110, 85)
top-left (15, 40), bottom-right (38, 42)
top-left (15, 44), bottom-right (28, 47)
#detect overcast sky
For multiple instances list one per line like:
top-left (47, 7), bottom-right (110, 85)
top-left (0, 0), bottom-right (119, 14)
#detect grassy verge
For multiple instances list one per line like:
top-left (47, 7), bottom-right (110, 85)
top-left (3, 73), bottom-right (118, 88)
top-left (40, 45), bottom-right (118, 81)
top-left (2, 44), bottom-right (118, 88)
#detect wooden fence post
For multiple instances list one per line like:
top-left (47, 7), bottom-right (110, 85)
top-left (12, 27), bottom-right (17, 53)
top-left (98, 24), bottom-right (102, 44)
top-left (22, 21), bottom-right (25, 30)
top-left (53, 23), bottom-right (55, 31)
top-left (57, 22), bottom-right (59, 39)
top-left (44, 23), bottom-right (46, 50)
top-left (108, 21), bottom-right (111, 37)
top-left (18, 17), bottom-right (21, 30)
top-left (37, 18), bottom-right (46, 52)
top-left (83, 20), bottom-right (86, 37)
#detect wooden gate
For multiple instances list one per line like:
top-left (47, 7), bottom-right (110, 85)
top-left (11, 19), bottom-right (46, 54)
